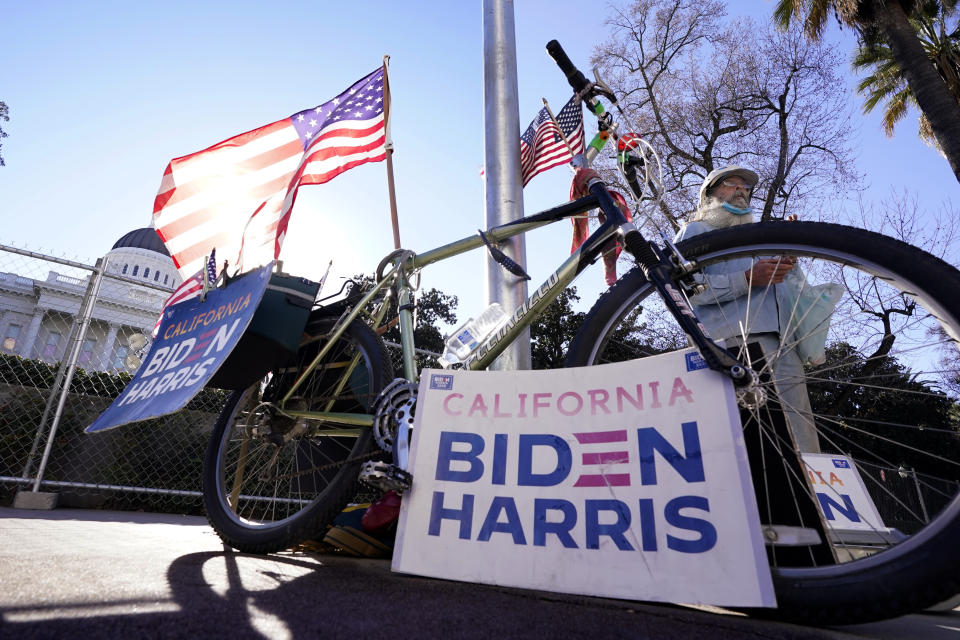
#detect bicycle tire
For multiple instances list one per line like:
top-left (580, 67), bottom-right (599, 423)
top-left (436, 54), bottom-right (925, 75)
top-left (566, 221), bottom-right (960, 624)
top-left (202, 315), bottom-right (392, 553)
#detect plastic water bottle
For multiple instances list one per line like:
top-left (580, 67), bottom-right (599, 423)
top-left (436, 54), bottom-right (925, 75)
top-left (439, 303), bottom-right (509, 368)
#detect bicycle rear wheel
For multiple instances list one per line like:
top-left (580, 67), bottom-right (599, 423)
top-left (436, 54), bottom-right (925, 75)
top-left (566, 222), bottom-right (960, 624)
top-left (202, 316), bottom-right (392, 553)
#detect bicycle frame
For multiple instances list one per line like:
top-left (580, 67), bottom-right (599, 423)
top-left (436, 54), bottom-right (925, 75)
top-left (275, 178), bottom-right (748, 434)
top-left (276, 190), bottom-right (620, 427)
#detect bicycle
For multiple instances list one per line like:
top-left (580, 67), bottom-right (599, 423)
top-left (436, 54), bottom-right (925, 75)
top-left (200, 41), bottom-right (960, 624)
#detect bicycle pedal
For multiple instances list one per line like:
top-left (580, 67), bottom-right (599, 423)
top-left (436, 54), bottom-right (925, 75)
top-left (359, 461), bottom-right (413, 494)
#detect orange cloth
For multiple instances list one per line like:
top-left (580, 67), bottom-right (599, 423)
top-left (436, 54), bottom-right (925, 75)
top-left (569, 168), bottom-right (633, 285)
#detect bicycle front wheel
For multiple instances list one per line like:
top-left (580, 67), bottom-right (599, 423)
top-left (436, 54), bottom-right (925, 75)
top-left (566, 222), bottom-right (960, 624)
top-left (202, 316), bottom-right (392, 553)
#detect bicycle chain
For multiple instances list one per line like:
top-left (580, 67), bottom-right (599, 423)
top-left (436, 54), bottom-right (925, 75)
top-left (243, 389), bottom-right (386, 484)
top-left (264, 449), bottom-right (384, 483)
top-left (265, 379), bottom-right (419, 486)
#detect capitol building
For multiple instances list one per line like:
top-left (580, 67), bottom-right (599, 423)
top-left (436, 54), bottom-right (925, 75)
top-left (0, 228), bottom-right (182, 373)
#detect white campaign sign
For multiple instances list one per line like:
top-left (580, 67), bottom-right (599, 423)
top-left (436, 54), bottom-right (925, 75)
top-left (392, 350), bottom-right (775, 608)
top-left (801, 453), bottom-right (886, 531)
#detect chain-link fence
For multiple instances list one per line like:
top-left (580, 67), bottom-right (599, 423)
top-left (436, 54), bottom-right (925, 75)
top-left (381, 339), bottom-right (442, 377)
top-left (857, 459), bottom-right (960, 535)
top-left (0, 243), bottom-right (227, 514)
top-left (4, 240), bottom-right (956, 533)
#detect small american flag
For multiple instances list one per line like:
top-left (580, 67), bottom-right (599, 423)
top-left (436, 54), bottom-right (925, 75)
top-left (151, 252), bottom-right (218, 337)
top-left (153, 67), bottom-right (388, 279)
top-left (520, 96), bottom-right (584, 186)
top-left (205, 248), bottom-right (218, 286)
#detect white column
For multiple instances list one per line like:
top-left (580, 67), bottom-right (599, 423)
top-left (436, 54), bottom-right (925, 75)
top-left (98, 323), bottom-right (120, 371)
top-left (19, 308), bottom-right (46, 359)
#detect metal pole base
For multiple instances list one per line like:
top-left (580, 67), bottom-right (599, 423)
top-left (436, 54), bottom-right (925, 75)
top-left (13, 490), bottom-right (59, 510)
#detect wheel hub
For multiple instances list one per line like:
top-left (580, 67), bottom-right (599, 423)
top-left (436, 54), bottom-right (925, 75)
top-left (735, 368), bottom-right (768, 409)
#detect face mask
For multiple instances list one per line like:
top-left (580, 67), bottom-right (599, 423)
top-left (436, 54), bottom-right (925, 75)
top-left (721, 202), bottom-right (752, 215)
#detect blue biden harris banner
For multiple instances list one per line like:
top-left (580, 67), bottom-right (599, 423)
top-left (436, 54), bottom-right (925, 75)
top-left (85, 263), bottom-right (272, 433)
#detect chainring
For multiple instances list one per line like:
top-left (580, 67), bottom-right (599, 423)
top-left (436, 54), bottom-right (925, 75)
top-left (372, 378), bottom-right (419, 452)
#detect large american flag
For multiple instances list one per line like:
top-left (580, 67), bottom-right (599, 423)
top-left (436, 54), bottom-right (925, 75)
top-left (520, 95), bottom-right (584, 186)
top-left (153, 67), bottom-right (388, 279)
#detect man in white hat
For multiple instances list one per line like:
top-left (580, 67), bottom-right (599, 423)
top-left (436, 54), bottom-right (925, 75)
top-left (675, 166), bottom-right (819, 453)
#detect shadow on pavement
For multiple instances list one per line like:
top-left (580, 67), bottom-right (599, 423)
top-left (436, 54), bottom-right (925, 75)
top-left (2, 507), bottom-right (958, 639)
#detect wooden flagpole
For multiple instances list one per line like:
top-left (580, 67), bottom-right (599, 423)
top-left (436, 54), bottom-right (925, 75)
top-left (383, 55), bottom-right (402, 249)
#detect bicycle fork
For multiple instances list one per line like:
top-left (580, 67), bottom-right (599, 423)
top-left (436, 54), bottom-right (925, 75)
top-left (587, 181), bottom-right (752, 387)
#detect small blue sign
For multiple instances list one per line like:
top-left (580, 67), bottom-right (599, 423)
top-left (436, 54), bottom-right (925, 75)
top-left (685, 351), bottom-right (708, 371)
top-left (430, 374), bottom-right (454, 390)
top-left (832, 459), bottom-right (851, 469)
top-left (86, 263), bottom-right (273, 433)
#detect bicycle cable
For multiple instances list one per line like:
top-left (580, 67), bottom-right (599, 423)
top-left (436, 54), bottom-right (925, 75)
top-left (609, 103), bottom-right (666, 232)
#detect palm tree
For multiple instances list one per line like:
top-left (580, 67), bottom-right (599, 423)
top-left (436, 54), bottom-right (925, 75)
top-left (775, 0), bottom-right (960, 184)
top-left (853, 6), bottom-right (960, 149)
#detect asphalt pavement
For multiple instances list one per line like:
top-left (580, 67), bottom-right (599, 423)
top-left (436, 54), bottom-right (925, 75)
top-left (0, 506), bottom-right (957, 639)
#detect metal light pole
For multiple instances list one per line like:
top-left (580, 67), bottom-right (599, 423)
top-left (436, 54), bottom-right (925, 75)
top-left (482, 0), bottom-right (530, 370)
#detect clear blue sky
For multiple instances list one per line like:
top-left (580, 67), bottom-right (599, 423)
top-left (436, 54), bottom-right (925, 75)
top-left (2, 1), bottom-right (957, 324)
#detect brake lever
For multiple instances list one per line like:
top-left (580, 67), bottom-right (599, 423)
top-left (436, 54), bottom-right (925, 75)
top-left (575, 81), bottom-right (617, 107)
top-left (591, 67), bottom-right (617, 103)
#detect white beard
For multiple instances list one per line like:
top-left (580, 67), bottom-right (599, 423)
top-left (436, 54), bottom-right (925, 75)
top-left (693, 196), bottom-right (755, 228)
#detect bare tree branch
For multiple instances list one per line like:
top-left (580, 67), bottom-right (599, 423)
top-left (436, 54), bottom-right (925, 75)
top-left (591, 2), bottom-right (861, 232)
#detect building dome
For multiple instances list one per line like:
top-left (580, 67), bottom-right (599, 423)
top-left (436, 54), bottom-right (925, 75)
top-left (106, 227), bottom-right (181, 290)
top-left (111, 228), bottom-right (169, 257)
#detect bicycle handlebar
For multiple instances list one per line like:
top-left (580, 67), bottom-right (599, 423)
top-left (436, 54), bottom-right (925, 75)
top-left (546, 40), bottom-right (590, 95)
top-left (546, 39), bottom-right (623, 171)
